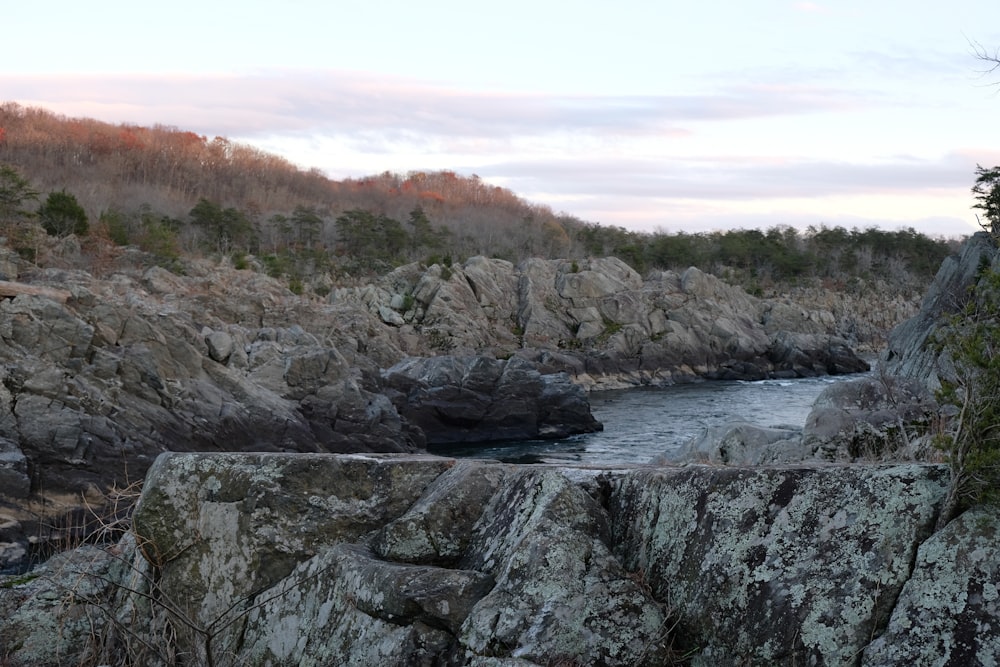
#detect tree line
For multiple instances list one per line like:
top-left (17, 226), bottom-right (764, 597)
top-left (0, 102), bottom-right (963, 295)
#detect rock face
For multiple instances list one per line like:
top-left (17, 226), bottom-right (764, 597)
top-left (611, 464), bottom-right (948, 665)
top-left (336, 257), bottom-right (870, 388)
top-left (801, 374), bottom-right (938, 460)
top-left (0, 272), bottom-right (421, 573)
top-left (0, 453), bottom-right (961, 666)
top-left (381, 355), bottom-right (602, 445)
top-left (884, 231), bottom-right (999, 386)
top-left (862, 507), bottom-right (1000, 664)
top-left (0, 250), bottom-right (870, 574)
top-left (671, 374), bottom-right (937, 466)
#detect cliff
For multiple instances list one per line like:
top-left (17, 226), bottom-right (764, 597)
top-left (0, 250), bottom-right (868, 573)
top-left (4, 235), bottom-right (999, 665)
top-left (335, 255), bottom-right (870, 388)
top-left (4, 452), bottom-right (996, 666)
top-left (883, 231), bottom-right (1000, 386)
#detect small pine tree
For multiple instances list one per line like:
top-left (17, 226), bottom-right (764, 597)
top-left (973, 164), bottom-right (1000, 239)
top-left (39, 190), bottom-right (88, 237)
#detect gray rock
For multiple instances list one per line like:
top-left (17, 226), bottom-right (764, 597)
top-left (458, 469), bottom-right (670, 665)
top-left (382, 355), bottom-right (602, 444)
top-left (766, 330), bottom-right (870, 377)
top-left (204, 329), bottom-right (235, 363)
top-left (0, 454), bottom-right (971, 667)
top-left (884, 232), bottom-right (999, 387)
top-left (373, 460), bottom-right (511, 565)
top-left (610, 463), bottom-right (950, 665)
top-left (803, 375), bottom-right (938, 461)
top-left (129, 452), bottom-right (453, 661)
top-left (673, 421), bottom-right (804, 465)
top-left (862, 507), bottom-right (1000, 665)
top-left (0, 436), bottom-right (29, 500)
top-left (241, 543), bottom-right (493, 665)
top-left (0, 538), bottom-right (141, 666)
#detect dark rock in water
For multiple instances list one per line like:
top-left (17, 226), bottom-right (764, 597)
top-left (767, 330), bottom-right (871, 377)
top-left (382, 355), bottom-right (603, 445)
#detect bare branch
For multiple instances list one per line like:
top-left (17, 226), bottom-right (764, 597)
top-left (970, 38), bottom-right (1000, 84)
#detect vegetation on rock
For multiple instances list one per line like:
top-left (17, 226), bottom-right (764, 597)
top-left (933, 165), bottom-right (1000, 528)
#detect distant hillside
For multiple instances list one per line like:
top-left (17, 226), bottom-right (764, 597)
top-left (0, 101), bottom-right (961, 297)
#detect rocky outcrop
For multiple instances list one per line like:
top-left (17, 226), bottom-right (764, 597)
top-left (862, 506), bottom-right (1000, 664)
top-left (671, 375), bottom-right (938, 466)
top-left (0, 275), bottom-right (419, 573)
top-left (0, 452), bottom-right (962, 666)
top-left (801, 374), bottom-right (938, 460)
top-left (0, 249), bottom-right (874, 574)
top-left (611, 463), bottom-right (948, 665)
top-left (335, 257), bottom-right (870, 388)
top-left (381, 355), bottom-right (602, 445)
top-left (883, 231), bottom-right (999, 386)
top-left (672, 421), bottom-right (804, 465)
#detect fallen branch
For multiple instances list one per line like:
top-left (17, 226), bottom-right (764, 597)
top-left (0, 280), bottom-right (72, 303)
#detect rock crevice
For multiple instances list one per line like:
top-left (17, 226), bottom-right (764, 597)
top-left (0, 453), bottom-right (966, 666)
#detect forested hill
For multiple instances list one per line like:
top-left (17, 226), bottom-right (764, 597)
top-left (0, 101), bottom-right (960, 295)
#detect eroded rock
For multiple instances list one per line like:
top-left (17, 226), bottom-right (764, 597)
top-left (382, 355), bottom-right (602, 444)
top-left (863, 507), bottom-right (1000, 665)
top-left (610, 464), bottom-right (949, 665)
top-left (0, 453), bottom-right (979, 667)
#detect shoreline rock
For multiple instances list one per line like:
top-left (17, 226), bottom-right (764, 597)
top-left (0, 452), bottom-right (959, 666)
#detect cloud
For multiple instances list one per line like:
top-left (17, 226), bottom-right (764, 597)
top-left (2, 70), bottom-right (873, 143)
top-left (471, 152), bottom-right (978, 202)
top-left (2, 69), bottom-right (992, 238)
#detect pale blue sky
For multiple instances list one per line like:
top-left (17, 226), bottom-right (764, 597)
top-left (4, 1), bottom-right (1000, 236)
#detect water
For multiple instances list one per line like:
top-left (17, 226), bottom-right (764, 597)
top-left (429, 373), bottom-right (869, 465)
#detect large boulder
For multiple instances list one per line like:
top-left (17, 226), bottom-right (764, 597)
top-left (766, 330), bottom-right (870, 377)
top-left (610, 464), bottom-right (949, 665)
top-left (672, 421), bottom-right (804, 465)
top-left (382, 355), bottom-right (602, 444)
top-left (1, 453), bottom-right (965, 667)
top-left (862, 507), bottom-right (1000, 665)
top-left (802, 375), bottom-right (938, 461)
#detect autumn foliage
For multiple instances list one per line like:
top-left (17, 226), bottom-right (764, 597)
top-left (0, 102), bottom-right (957, 293)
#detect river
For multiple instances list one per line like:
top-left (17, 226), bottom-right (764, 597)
top-left (429, 373), bottom-right (870, 465)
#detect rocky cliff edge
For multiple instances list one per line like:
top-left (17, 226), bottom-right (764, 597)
top-left (0, 251), bottom-right (868, 573)
top-left (4, 452), bottom-right (995, 666)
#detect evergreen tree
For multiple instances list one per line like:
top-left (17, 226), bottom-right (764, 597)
top-left (39, 190), bottom-right (88, 236)
top-left (973, 164), bottom-right (1000, 239)
top-left (0, 164), bottom-right (38, 220)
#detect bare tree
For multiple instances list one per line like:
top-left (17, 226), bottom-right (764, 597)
top-left (971, 39), bottom-right (1000, 85)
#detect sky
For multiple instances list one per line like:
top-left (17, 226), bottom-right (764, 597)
top-left (4, 1), bottom-right (1000, 238)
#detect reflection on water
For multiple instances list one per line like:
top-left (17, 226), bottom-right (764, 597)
top-left (429, 373), bottom-right (868, 465)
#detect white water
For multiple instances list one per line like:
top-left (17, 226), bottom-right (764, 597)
top-left (430, 373), bottom-right (869, 465)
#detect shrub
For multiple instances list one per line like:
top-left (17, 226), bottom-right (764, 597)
top-left (39, 190), bottom-right (88, 237)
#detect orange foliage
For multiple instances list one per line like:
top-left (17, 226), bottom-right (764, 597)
top-left (419, 190), bottom-right (445, 203)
